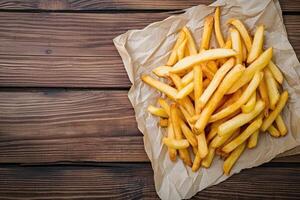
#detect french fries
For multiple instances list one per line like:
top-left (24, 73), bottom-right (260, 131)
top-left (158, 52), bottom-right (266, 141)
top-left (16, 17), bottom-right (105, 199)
top-left (141, 7), bottom-right (289, 175)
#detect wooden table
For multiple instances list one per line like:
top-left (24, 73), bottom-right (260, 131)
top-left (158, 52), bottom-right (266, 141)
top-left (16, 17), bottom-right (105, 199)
top-left (0, 0), bottom-right (299, 199)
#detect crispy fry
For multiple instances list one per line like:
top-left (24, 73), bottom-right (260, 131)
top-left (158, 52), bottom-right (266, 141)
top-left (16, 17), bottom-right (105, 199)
top-left (211, 128), bottom-right (240, 149)
top-left (180, 119), bottom-right (198, 147)
top-left (178, 105), bottom-right (194, 129)
top-left (230, 28), bottom-right (243, 64)
top-left (152, 66), bottom-right (172, 78)
top-left (199, 58), bottom-right (235, 109)
top-left (192, 146), bottom-right (198, 155)
top-left (227, 18), bottom-right (252, 52)
top-left (216, 89), bottom-right (242, 112)
top-left (182, 71), bottom-right (194, 87)
top-left (159, 119), bottom-right (169, 127)
top-left (178, 96), bottom-right (195, 116)
top-left (242, 41), bottom-right (247, 62)
top-left (142, 75), bottom-right (178, 100)
top-left (167, 121), bottom-right (177, 161)
top-left (264, 68), bottom-right (280, 110)
top-left (163, 137), bottom-right (190, 149)
top-left (201, 63), bottom-right (215, 80)
top-left (223, 142), bottom-right (246, 175)
top-left (227, 48), bottom-right (272, 94)
top-left (194, 64), bottom-right (245, 134)
top-left (148, 105), bottom-right (168, 118)
top-left (241, 92), bottom-right (256, 113)
top-left (170, 48), bottom-right (237, 73)
top-left (202, 146), bottom-right (216, 168)
top-left (203, 78), bottom-right (211, 89)
top-left (192, 152), bottom-right (202, 172)
top-left (247, 25), bottom-right (264, 63)
top-left (194, 65), bottom-right (203, 115)
top-left (169, 73), bottom-right (183, 90)
top-left (218, 100), bottom-right (265, 136)
top-left (275, 115), bottom-right (287, 136)
top-left (261, 91), bottom-right (288, 131)
top-left (258, 75), bottom-right (270, 116)
top-left (200, 16), bottom-right (214, 50)
top-left (167, 30), bottom-right (186, 66)
top-left (157, 98), bottom-right (170, 116)
top-left (214, 7), bottom-right (225, 47)
top-left (207, 61), bottom-right (218, 73)
top-left (182, 26), bottom-right (198, 55)
top-left (197, 133), bottom-right (208, 158)
top-left (176, 82), bottom-right (194, 100)
top-left (177, 39), bottom-right (187, 60)
top-left (222, 117), bottom-right (262, 153)
top-left (248, 130), bottom-right (259, 148)
top-left (267, 124), bottom-right (281, 137)
top-left (268, 61), bottom-right (283, 84)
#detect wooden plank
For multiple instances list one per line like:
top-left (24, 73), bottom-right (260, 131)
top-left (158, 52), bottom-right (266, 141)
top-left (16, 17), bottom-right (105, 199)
top-left (0, 14), bottom-right (299, 87)
top-left (0, 164), bottom-right (300, 199)
top-left (0, 0), bottom-right (299, 12)
top-left (0, 90), bottom-right (299, 164)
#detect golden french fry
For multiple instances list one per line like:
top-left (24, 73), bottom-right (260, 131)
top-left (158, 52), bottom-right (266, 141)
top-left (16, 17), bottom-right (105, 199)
top-left (268, 61), bottom-right (283, 84)
top-left (210, 72), bottom-right (263, 122)
top-left (147, 105), bottom-right (168, 118)
top-left (207, 60), bottom-right (218, 73)
top-left (180, 119), bottom-right (198, 147)
top-left (178, 105), bottom-right (194, 129)
top-left (227, 18), bottom-right (252, 52)
top-left (182, 26), bottom-right (198, 55)
top-left (214, 7), bottom-right (225, 47)
top-left (203, 78), bottom-right (211, 89)
top-left (275, 115), bottom-right (287, 136)
top-left (157, 98), bottom-right (170, 116)
top-left (170, 48), bottom-right (237, 74)
top-left (223, 142), bottom-right (246, 175)
top-left (216, 89), bottom-right (242, 112)
top-left (201, 63), bottom-right (215, 80)
top-left (182, 71), bottom-right (194, 87)
top-left (159, 119), bottom-right (169, 127)
top-left (216, 148), bottom-right (229, 159)
top-left (194, 65), bottom-right (203, 115)
top-left (261, 91), bottom-right (288, 131)
top-left (207, 118), bottom-right (227, 142)
top-left (167, 122), bottom-right (177, 161)
top-left (199, 58), bottom-right (235, 109)
top-left (247, 25), bottom-right (264, 63)
top-left (167, 30), bottom-right (186, 66)
top-left (202, 146), bottom-right (216, 168)
top-left (178, 96), bottom-right (195, 118)
top-left (185, 46), bottom-right (190, 57)
top-left (242, 41), bottom-right (247, 62)
top-left (247, 130), bottom-right (259, 148)
top-left (194, 64), bottom-right (245, 133)
top-left (258, 75), bottom-right (270, 116)
top-left (192, 146), bottom-right (198, 155)
top-left (197, 133), bottom-right (208, 158)
top-left (222, 117), bottom-right (262, 153)
top-left (192, 152), bottom-right (202, 172)
top-left (267, 124), bottom-right (281, 137)
top-left (241, 92), bottom-right (256, 113)
top-left (163, 137), bottom-right (190, 149)
top-left (264, 68), bottom-right (280, 110)
top-left (230, 28), bottom-right (243, 64)
top-left (177, 39), bottom-right (187, 60)
top-left (176, 82), bottom-right (194, 100)
top-left (169, 73), bottom-right (183, 90)
top-left (200, 16), bottom-right (214, 50)
top-left (227, 48), bottom-right (272, 94)
top-left (218, 100), bottom-right (265, 136)
top-left (211, 128), bottom-right (240, 149)
top-left (152, 66), bottom-right (172, 78)
top-left (142, 75), bottom-right (178, 100)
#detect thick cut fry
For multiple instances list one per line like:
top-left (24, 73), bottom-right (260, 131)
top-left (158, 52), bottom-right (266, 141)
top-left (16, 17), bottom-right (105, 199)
top-left (197, 133), bottom-right (208, 158)
top-left (159, 119), bottom-right (168, 127)
top-left (222, 117), bottom-right (262, 153)
top-left (210, 72), bottom-right (263, 122)
top-left (275, 115), bottom-right (287, 136)
top-left (178, 105), bottom-right (194, 129)
top-left (202, 146), bottom-right (216, 168)
top-left (203, 78), bottom-right (211, 89)
top-left (157, 98), bottom-right (170, 116)
top-left (264, 68), bottom-right (280, 110)
top-left (167, 122), bottom-right (177, 161)
top-left (182, 26), bottom-right (198, 55)
top-left (227, 18), bottom-right (252, 52)
top-left (182, 71), bottom-right (194, 87)
top-left (163, 138), bottom-right (190, 149)
top-left (176, 82), bottom-right (194, 100)
top-left (147, 105), bottom-right (168, 118)
top-left (152, 66), bottom-right (172, 78)
top-left (216, 89), bottom-right (242, 112)
top-left (258, 75), bottom-right (270, 116)
top-left (267, 125), bottom-right (281, 137)
top-left (169, 73), bottom-right (183, 90)
top-left (223, 142), bottom-right (246, 175)
top-left (142, 75), bottom-right (178, 100)
top-left (242, 41), bottom-right (247, 62)
top-left (194, 64), bottom-right (245, 134)
top-left (201, 64), bottom-right (215, 80)
top-left (207, 61), bottom-right (218, 73)
top-left (192, 152), bottom-right (202, 172)
top-left (200, 16), bottom-right (214, 50)
top-left (170, 48), bottom-right (237, 73)
top-left (241, 92), bottom-right (256, 113)
top-left (261, 91), bottom-right (288, 131)
top-left (167, 30), bottom-right (186, 66)
top-left (214, 7), bottom-right (225, 47)
top-left (180, 120), bottom-right (198, 147)
top-left (211, 128), bottom-right (240, 149)
top-left (227, 48), bottom-right (272, 94)
top-left (207, 118), bottom-right (228, 142)
top-left (178, 96), bottom-right (195, 116)
top-left (248, 130), bottom-right (259, 148)
top-left (218, 100), bottom-right (265, 136)
top-left (230, 28), bottom-right (243, 64)
top-left (268, 61), bottom-right (283, 84)
top-left (194, 65), bottom-right (203, 115)
top-left (247, 25), bottom-right (264, 63)
top-left (199, 58), bottom-right (235, 109)
top-left (177, 39), bottom-right (187, 60)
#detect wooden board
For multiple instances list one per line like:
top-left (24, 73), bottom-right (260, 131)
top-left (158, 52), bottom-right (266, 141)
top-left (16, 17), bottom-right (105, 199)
top-left (0, 164), bottom-right (300, 199)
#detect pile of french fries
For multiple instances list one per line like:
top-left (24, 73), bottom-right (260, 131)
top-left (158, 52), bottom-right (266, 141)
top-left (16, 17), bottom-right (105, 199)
top-left (142, 7), bottom-right (289, 175)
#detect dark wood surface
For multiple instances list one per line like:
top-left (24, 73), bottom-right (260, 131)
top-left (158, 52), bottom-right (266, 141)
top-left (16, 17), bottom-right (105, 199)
top-left (0, 0), bottom-right (299, 199)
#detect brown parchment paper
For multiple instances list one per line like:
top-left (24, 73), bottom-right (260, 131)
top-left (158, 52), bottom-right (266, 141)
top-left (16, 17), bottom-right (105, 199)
top-left (113, 0), bottom-right (300, 199)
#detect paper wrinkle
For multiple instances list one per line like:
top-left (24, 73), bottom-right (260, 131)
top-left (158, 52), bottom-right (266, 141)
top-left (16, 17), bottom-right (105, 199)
top-left (113, 0), bottom-right (300, 199)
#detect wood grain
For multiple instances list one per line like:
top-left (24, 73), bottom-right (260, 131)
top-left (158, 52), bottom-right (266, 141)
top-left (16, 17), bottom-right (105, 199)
top-left (0, 164), bottom-right (299, 199)
top-left (0, 0), bottom-right (299, 12)
top-left (0, 14), bottom-right (299, 87)
top-left (0, 90), bottom-right (299, 164)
